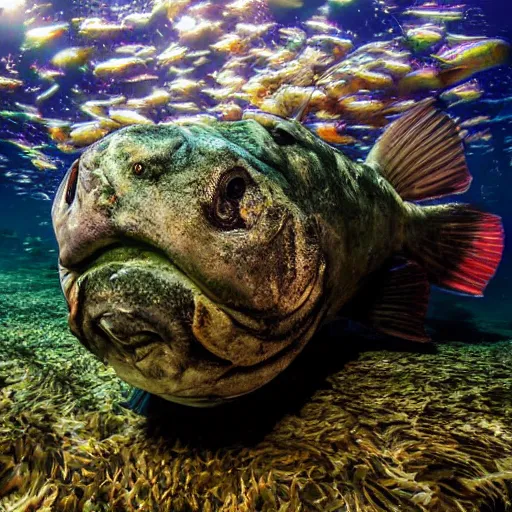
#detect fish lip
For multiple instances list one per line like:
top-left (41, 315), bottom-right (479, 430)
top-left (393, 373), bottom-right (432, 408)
top-left (60, 238), bottom-right (166, 274)
top-left (59, 264), bottom-right (79, 303)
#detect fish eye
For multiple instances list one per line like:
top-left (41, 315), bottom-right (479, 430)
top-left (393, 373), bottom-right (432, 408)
top-left (205, 167), bottom-right (249, 230)
top-left (225, 176), bottom-right (246, 200)
top-left (65, 159), bottom-right (80, 206)
top-left (133, 163), bottom-right (144, 175)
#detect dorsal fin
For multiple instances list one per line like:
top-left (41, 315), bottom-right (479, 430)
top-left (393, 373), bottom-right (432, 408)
top-left (365, 99), bottom-right (472, 201)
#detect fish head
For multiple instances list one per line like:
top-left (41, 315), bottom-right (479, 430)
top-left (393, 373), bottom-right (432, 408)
top-left (52, 119), bottom-right (328, 406)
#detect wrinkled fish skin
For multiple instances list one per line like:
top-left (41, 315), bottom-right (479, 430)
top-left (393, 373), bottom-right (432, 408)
top-left (52, 117), bottom-right (404, 405)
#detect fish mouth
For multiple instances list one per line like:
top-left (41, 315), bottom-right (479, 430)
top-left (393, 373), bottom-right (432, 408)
top-left (64, 242), bottom-right (238, 400)
top-left (62, 238), bottom-right (166, 275)
top-left (60, 210), bottom-right (295, 331)
top-left (61, 238), bottom-right (184, 309)
top-left (61, 239), bottom-right (326, 405)
top-left (62, 239), bottom-right (216, 356)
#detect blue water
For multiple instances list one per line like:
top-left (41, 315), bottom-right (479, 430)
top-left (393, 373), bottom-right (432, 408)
top-left (1, 0), bottom-right (511, 334)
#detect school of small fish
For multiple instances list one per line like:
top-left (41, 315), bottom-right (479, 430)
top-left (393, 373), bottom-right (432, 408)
top-left (0, 0), bottom-right (510, 202)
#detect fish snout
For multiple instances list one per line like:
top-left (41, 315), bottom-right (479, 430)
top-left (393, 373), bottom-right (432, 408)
top-left (52, 154), bottom-right (118, 270)
top-left (68, 254), bottom-right (196, 368)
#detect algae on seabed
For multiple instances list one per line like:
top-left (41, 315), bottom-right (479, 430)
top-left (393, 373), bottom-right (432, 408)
top-left (1, 257), bottom-right (512, 511)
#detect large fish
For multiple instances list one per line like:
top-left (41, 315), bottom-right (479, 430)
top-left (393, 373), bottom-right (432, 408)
top-left (52, 100), bottom-right (504, 406)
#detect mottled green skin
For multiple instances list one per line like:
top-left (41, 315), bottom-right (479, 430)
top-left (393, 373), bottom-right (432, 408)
top-left (52, 117), bottom-right (408, 405)
top-left (218, 117), bottom-right (409, 318)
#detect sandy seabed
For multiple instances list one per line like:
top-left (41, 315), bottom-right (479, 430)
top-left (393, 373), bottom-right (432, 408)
top-left (1, 259), bottom-right (512, 512)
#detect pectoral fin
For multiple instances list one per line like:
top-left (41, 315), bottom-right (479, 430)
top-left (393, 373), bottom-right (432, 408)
top-left (345, 260), bottom-right (430, 342)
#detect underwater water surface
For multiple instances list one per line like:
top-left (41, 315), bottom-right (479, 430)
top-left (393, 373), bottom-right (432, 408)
top-left (1, 0), bottom-right (512, 510)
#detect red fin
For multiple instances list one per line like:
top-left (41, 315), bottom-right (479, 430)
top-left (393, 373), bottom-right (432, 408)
top-left (406, 204), bottom-right (504, 296)
top-left (365, 99), bottom-right (472, 201)
top-left (349, 261), bottom-right (430, 342)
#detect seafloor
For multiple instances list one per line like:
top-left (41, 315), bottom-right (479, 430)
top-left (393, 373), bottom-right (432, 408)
top-left (1, 253), bottom-right (512, 512)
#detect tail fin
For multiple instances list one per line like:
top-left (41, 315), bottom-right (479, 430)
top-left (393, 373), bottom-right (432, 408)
top-left (405, 204), bottom-right (504, 296)
top-left (367, 99), bottom-right (504, 296)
